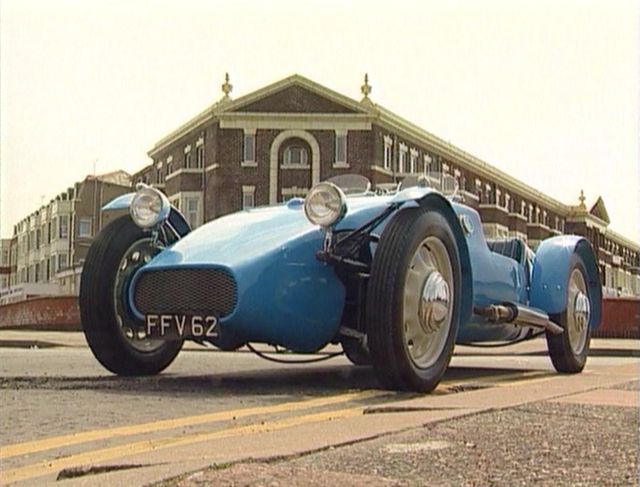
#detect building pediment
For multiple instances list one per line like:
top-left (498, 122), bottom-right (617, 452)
top-left (222, 75), bottom-right (370, 115)
top-left (589, 196), bottom-right (611, 224)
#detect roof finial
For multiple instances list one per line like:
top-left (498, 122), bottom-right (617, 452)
top-left (360, 73), bottom-right (372, 100)
top-left (221, 72), bottom-right (233, 99)
top-left (578, 189), bottom-right (586, 209)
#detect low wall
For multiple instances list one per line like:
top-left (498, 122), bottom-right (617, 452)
top-left (0, 295), bottom-right (638, 338)
top-left (0, 296), bottom-right (81, 331)
top-left (594, 297), bottom-right (640, 339)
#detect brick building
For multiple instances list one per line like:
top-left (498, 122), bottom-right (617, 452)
top-left (131, 74), bottom-right (639, 298)
top-left (1, 171), bottom-right (132, 302)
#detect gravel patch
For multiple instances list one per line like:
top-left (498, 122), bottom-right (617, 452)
top-left (164, 398), bottom-right (638, 486)
top-left (284, 401), bottom-right (639, 486)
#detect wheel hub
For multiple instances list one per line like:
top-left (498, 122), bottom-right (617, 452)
top-left (573, 291), bottom-right (590, 332)
top-left (419, 271), bottom-right (450, 334)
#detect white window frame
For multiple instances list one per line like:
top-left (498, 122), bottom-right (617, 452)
top-left (172, 192), bottom-right (203, 229)
top-left (184, 196), bottom-right (201, 229)
top-left (242, 185), bottom-right (256, 210)
top-left (383, 135), bottom-right (393, 170)
top-left (242, 130), bottom-right (257, 167)
top-left (196, 145), bottom-right (205, 168)
top-left (59, 215), bottom-right (69, 239)
top-left (334, 131), bottom-right (348, 165)
top-left (78, 217), bottom-right (92, 238)
top-left (409, 149), bottom-right (418, 174)
top-left (58, 253), bottom-right (68, 271)
top-left (283, 146), bottom-right (309, 167)
top-left (398, 143), bottom-right (408, 173)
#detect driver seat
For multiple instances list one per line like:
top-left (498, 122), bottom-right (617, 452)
top-left (486, 238), bottom-right (525, 264)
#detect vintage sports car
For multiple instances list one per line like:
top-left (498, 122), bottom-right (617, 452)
top-left (80, 173), bottom-right (601, 392)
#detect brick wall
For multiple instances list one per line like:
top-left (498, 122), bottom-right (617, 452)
top-left (0, 296), bottom-right (80, 331)
top-left (593, 297), bottom-right (640, 339)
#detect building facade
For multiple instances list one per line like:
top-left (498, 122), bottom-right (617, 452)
top-left (1, 171), bottom-right (132, 303)
top-left (126, 74), bottom-right (636, 298)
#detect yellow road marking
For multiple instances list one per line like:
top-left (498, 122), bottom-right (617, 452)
top-left (0, 390), bottom-right (382, 460)
top-left (1, 406), bottom-right (363, 485)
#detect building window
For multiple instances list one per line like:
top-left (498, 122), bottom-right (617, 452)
top-left (398, 143), bottom-right (408, 173)
top-left (50, 256), bottom-right (56, 275)
top-left (409, 149), bottom-right (418, 174)
top-left (184, 196), bottom-right (201, 228)
top-left (335, 132), bottom-right (347, 164)
top-left (424, 154), bottom-right (432, 173)
top-left (78, 217), bottom-right (92, 238)
top-left (244, 133), bottom-right (256, 163)
top-left (59, 216), bottom-right (69, 239)
top-left (383, 136), bottom-right (393, 170)
top-left (185, 152), bottom-right (193, 169)
top-left (242, 186), bottom-right (256, 210)
top-left (166, 156), bottom-right (173, 176)
top-left (58, 253), bottom-right (68, 271)
top-left (284, 146), bottom-right (308, 166)
top-left (2, 250), bottom-right (9, 266)
top-left (196, 146), bottom-right (205, 168)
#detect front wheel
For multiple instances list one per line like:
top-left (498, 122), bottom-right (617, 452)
top-left (80, 216), bottom-right (183, 375)
top-left (546, 255), bottom-right (592, 373)
top-left (367, 207), bottom-right (462, 392)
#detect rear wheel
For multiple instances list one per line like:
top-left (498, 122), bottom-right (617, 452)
top-left (367, 208), bottom-right (462, 392)
top-left (80, 216), bottom-right (182, 375)
top-left (546, 255), bottom-right (592, 373)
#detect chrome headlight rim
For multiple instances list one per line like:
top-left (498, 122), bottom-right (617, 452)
top-left (304, 182), bottom-right (348, 228)
top-left (129, 184), bottom-right (171, 229)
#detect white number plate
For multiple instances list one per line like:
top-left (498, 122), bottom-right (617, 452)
top-left (145, 314), bottom-right (219, 339)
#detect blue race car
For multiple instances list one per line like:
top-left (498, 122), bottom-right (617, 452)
top-left (80, 174), bottom-right (601, 392)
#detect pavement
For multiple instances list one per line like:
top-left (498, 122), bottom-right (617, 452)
top-left (1, 331), bottom-right (638, 486)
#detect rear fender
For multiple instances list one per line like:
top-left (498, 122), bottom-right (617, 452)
top-left (414, 193), bottom-right (473, 327)
top-left (102, 192), bottom-right (191, 238)
top-left (530, 236), bottom-right (602, 327)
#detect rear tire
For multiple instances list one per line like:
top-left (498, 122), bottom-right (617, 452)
top-left (367, 207), bottom-right (462, 392)
top-left (546, 255), bottom-right (592, 373)
top-left (80, 216), bottom-right (182, 375)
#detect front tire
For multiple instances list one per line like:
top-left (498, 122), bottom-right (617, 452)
top-left (546, 255), bottom-right (592, 373)
top-left (80, 216), bottom-right (182, 375)
top-left (341, 337), bottom-right (371, 366)
top-left (367, 207), bottom-right (462, 392)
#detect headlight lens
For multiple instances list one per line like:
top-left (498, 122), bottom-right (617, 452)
top-left (130, 184), bottom-right (171, 229)
top-left (304, 182), bottom-right (347, 227)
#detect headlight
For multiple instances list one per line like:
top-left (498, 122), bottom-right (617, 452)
top-left (304, 182), bottom-right (347, 228)
top-left (129, 184), bottom-right (171, 229)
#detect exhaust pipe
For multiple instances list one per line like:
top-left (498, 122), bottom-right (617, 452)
top-left (474, 303), bottom-right (564, 335)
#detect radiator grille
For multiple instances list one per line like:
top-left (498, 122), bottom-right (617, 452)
top-left (134, 268), bottom-right (237, 317)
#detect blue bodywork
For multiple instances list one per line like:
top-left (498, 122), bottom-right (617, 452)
top-left (107, 187), bottom-right (601, 352)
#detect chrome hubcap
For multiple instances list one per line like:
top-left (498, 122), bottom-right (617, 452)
top-left (567, 269), bottom-right (590, 355)
top-left (403, 237), bottom-right (454, 369)
top-left (418, 271), bottom-right (450, 334)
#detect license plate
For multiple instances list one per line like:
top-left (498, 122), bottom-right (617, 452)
top-left (144, 314), bottom-right (219, 339)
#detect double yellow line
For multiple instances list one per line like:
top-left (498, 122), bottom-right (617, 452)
top-left (1, 390), bottom-right (382, 484)
top-left (1, 370), bottom-right (552, 484)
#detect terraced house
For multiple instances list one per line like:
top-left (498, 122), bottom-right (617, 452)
top-left (133, 74), bottom-right (639, 298)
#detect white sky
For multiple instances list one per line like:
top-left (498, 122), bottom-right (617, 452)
top-left (1, 0), bottom-right (638, 242)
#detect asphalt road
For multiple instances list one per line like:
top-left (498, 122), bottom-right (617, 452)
top-left (0, 333), bottom-right (638, 486)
